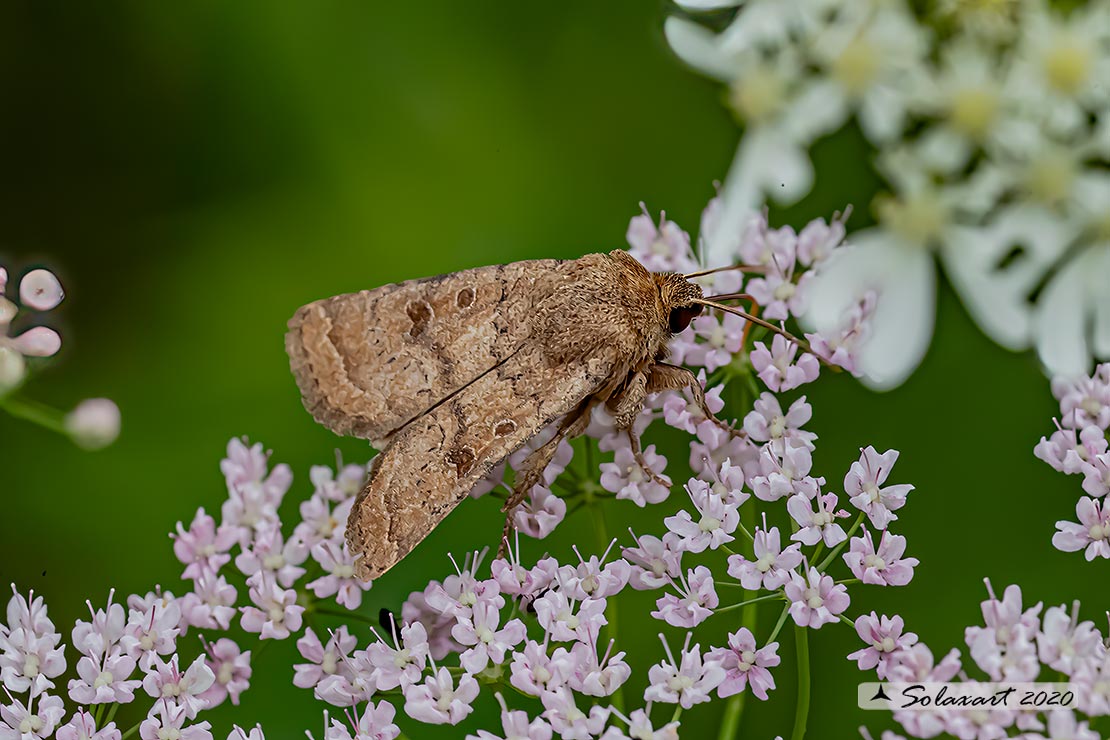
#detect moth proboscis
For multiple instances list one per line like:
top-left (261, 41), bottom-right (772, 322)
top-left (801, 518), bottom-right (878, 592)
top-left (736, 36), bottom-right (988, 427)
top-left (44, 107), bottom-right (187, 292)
top-left (286, 250), bottom-right (806, 581)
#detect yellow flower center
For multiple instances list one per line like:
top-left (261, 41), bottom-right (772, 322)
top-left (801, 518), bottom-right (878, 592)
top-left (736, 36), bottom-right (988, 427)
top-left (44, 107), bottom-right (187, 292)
top-left (833, 37), bottom-right (880, 96)
top-left (876, 189), bottom-right (949, 246)
top-left (949, 86), bottom-right (999, 139)
top-left (729, 66), bottom-right (786, 122)
top-left (1043, 32), bottom-right (1093, 95)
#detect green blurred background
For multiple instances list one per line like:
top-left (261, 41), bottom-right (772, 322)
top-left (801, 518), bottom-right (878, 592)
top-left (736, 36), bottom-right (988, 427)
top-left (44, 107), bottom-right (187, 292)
top-left (0, 2), bottom-right (1097, 738)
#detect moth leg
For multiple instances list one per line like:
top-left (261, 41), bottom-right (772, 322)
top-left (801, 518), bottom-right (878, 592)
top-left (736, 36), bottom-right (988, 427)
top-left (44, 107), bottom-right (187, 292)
top-left (647, 362), bottom-right (741, 438)
top-left (498, 402), bottom-right (593, 552)
top-left (604, 371), bottom-right (672, 488)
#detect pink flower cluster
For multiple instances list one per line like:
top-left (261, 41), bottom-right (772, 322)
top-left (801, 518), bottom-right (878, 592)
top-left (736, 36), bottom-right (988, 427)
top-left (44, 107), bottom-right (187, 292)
top-left (854, 581), bottom-right (1110, 740)
top-left (0, 264), bottom-right (120, 448)
top-left (1035, 364), bottom-right (1110, 559)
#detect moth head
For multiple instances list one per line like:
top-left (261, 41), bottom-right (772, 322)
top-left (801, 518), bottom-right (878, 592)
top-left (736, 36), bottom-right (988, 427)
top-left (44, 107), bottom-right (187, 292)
top-left (656, 273), bottom-right (704, 334)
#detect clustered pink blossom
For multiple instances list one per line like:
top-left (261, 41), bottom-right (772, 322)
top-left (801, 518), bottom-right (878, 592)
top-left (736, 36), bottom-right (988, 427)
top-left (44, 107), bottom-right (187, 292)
top-left (1036, 364), bottom-right (1110, 559)
top-left (854, 581), bottom-right (1110, 739)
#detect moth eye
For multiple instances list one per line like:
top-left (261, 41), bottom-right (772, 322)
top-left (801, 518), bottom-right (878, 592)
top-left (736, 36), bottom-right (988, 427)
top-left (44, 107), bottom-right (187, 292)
top-left (493, 419), bottom-right (517, 437)
top-left (668, 304), bottom-right (702, 334)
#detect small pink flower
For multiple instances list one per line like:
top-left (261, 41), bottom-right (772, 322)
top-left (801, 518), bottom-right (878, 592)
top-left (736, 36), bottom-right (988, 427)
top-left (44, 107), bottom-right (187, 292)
top-left (556, 545), bottom-right (631, 601)
top-left (804, 292), bottom-right (875, 376)
top-left (325, 701), bottom-right (401, 740)
top-left (172, 508), bottom-right (238, 580)
top-left (309, 462), bottom-right (367, 502)
top-left (664, 482), bottom-right (739, 553)
top-left (623, 533), bottom-right (683, 591)
top-left (625, 206), bottom-right (697, 274)
top-left (509, 640), bottom-right (571, 697)
top-left (843, 531), bottom-right (919, 586)
top-left (306, 540), bottom-right (372, 610)
top-left (178, 573), bottom-right (237, 631)
top-left (1053, 497), bottom-right (1110, 560)
top-left (796, 214), bottom-right (846, 267)
top-left (120, 598), bottom-right (181, 668)
top-left (198, 638), bottom-right (251, 708)
top-left (239, 575), bottom-right (304, 640)
top-left (0, 693), bottom-right (65, 739)
top-left (744, 394), bottom-right (816, 448)
top-left (403, 666), bottom-right (479, 725)
top-left (565, 633), bottom-right (631, 698)
top-left (847, 613), bottom-right (917, 678)
top-left (652, 565), bottom-right (718, 628)
top-left (751, 334), bottom-right (820, 392)
top-left (68, 652), bottom-right (141, 704)
top-left (141, 654), bottom-right (215, 719)
top-left (227, 725), bottom-right (266, 740)
top-left (366, 620), bottom-right (429, 691)
top-left (512, 485), bottom-right (567, 538)
top-left (541, 686), bottom-right (610, 740)
top-left (644, 633), bottom-right (725, 709)
top-left (452, 601), bottom-right (527, 674)
top-left (785, 568), bottom-right (850, 628)
top-left (1038, 603), bottom-right (1102, 675)
top-left (235, 525), bottom-right (308, 588)
top-left (788, 492), bottom-right (849, 547)
top-left (685, 313), bottom-right (746, 372)
top-left (707, 627), bottom-right (780, 700)
top-left (468, 693), bottom-right (551, 740)
top-left (533, 593), bottom-right (606, 643)
top-left (138, 701), bottom-right (212, 740)
top-left (845, 447), bottom-right (914, 530)
top-left (727, 525), bottom-right (802, 590)
top-left (294, 626), bottom-right (357, 691)
top-left (55, 709), bottom-right (121, 740)
top-left (600, 443), bottom-right (670, 507)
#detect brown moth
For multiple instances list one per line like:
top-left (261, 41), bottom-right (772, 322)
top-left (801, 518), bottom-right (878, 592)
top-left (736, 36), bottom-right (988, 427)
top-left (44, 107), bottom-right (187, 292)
top-left (286, 250), bottom-right (782, 581)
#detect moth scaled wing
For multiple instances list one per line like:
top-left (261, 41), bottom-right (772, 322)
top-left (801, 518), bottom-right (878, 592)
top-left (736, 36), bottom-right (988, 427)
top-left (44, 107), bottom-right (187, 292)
top-left (285, 261), bottom-right (563, 447)
top-left (344, 342), bottom-right (617, 580)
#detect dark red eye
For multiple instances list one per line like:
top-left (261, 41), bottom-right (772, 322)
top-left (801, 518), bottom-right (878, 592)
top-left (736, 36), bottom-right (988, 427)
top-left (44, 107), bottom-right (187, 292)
top-left (669, 304), bottom-right (702, 334)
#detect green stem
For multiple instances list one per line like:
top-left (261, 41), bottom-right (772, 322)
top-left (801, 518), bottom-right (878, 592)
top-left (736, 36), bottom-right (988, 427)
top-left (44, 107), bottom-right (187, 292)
top-left (120, 721), bottom-right (141, 740)
top-left (104, 702), bottom-right (120, 726)
top-left (0, 394), bottom-right (68, 434)
top-left (591, 487), bottom-right (624, 714)
top-left (791, 625), bottom-right (811, 740)
top-left (313, 606), bottom-right (380, 625)
top-left (670, 705), bottom-right (683, 724)
top-left (715, 592), bottom-right (782, 614)
top-left (817, 514), bottom-right (865, 572)
top-left (767, 604), bottom-right (791, 644)
top-left (718, 692), bottom-right (745, 740)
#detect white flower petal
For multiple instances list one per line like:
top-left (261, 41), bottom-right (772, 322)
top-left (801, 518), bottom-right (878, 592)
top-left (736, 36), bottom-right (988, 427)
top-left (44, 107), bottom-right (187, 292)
top-left (1035, 243), bottom-right (1110, 375)
top-left (1035, 255), bottom-right (1090, 377)
top-left (803, 231), bottom-right (935, 390)
top-left (942, 206), bottom-right (1078, 351)
top-left (663, 17), bottom-right (736, 82)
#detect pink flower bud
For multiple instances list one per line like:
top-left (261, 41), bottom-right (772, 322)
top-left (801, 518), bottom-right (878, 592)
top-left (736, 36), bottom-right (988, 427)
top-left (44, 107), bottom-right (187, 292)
top-left (12, 326), bottom-right (62, 357)
top-left (19, 268), bottom-right (65, 311)
top-left (66, 398), bottom-right (121, 449)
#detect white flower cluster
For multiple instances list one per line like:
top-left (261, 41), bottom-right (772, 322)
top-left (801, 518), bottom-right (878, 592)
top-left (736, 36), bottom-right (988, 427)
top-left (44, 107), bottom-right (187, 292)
top-left (668, 0), bottom-right (1110, 387)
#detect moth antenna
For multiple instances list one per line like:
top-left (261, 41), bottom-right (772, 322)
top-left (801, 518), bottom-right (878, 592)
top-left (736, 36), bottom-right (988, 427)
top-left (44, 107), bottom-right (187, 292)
top-left (704, 292), bottom-right (755, 303)
top-left (682, 264), bottom-right (767, 280)
top-left (693, 299), bottom-right (826, 363)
